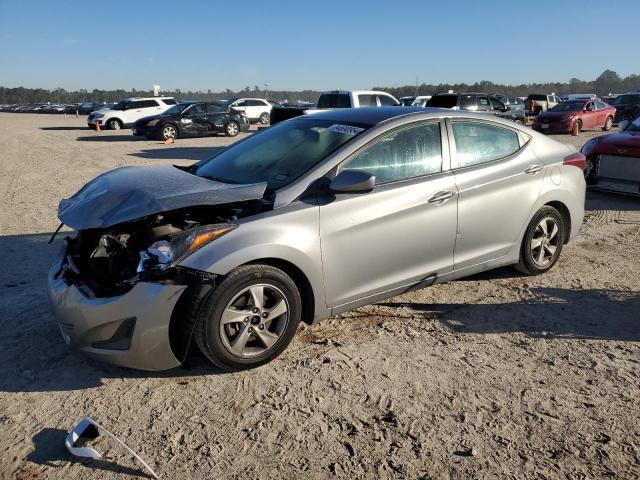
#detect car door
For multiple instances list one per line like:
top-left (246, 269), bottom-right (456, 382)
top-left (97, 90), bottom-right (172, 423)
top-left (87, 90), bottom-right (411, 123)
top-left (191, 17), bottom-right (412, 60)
top-left (180, 103), bottom-right (208, 136)
top-left (448, 119), bottom-right (543, 269)
top-left (231, 99), bottom-right (248, 117)
top-left (121, 100), bottom-right (142, 124)
top-left (319, 121), bottom-right (458, 308)
top-left (582, 101), bottom-right (599, 129)
top-left (205, 103), bottom-right (227, 132)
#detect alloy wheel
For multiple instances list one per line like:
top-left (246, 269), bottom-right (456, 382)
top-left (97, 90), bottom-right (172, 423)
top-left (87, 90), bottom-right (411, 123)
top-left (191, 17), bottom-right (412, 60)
top-left (226, 122), bottom-right (239, 136)
top-left (530, 217), bottom-right (560, 267)
top-left (219, 284), bottom-right (289, 358)
top-left (162, 125), bottom-right (176, 139)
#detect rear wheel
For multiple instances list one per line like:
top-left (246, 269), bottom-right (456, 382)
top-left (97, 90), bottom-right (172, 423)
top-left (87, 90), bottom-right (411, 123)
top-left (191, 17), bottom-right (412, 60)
top-left (194, 264), bottom-right (302, 371)
top-left (603, 116), bottom-right (613, 131)
top-left (107, 118), bottom-right (122, 130)
top-left (571, 119), bottom-right (582, 136)
top-left (160, 124), bottom-right (178, 140)
top-left (515, 206), bottom-right (565, 276)
top-left (225, 121), bottom-right (239, 137)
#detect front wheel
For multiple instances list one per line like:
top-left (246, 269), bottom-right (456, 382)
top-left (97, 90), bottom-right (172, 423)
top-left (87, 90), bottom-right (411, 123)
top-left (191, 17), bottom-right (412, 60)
top-left (225, 121), bottom-right (239, 137)
top-left (515, 206), bottom-right (565, 276)
top-left (160, 124), bottom-right (178, 140)
top-left (602, 116), bottom-right (613, 131)
top-left (194, 265), bottom-right (302, 371)
top-left (107, 118), bottom-right (122, 130)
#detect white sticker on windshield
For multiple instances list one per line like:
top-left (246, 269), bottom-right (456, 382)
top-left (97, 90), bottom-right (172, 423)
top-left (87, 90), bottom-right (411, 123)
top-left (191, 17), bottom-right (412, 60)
top-left (328, 124), bottom-right (364, 136)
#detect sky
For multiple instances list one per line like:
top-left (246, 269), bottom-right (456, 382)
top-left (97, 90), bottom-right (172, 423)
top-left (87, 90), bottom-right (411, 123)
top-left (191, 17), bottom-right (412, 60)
top-left (1, 0), bottom-right (639, 92)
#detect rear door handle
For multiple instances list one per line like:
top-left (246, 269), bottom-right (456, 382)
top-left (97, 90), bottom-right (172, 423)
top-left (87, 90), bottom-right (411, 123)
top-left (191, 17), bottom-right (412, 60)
top-left (525, 165), bottom-right (543, 175)
top-left (428, 191), bottom-right (457, 204)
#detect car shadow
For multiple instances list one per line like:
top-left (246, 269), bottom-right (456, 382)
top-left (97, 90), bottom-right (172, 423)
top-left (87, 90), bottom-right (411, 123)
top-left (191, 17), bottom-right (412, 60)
top-left (40, 127), bottom-right (91, 131)
top-left (76, 135), bottom-right (143, 142)
top-left (127, 146), bottom-right (227, 161)
top-left (26, 428), bottom-right (153, 478)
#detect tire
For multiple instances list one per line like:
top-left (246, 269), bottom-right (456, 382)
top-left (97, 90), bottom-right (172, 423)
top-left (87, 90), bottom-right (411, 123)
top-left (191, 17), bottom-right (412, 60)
top-left (160, 123), bottom-right (178, 140)
top-left (515, 206), bottom-right (565, 276)
top-left (194, 264), bottom-right (302, 371)
top-left (571, 119), bottom-right (581, 136)
top-left (107, 118), bottom-right (122, 130)
top-left (224, 121), bottom-right (239, 137)
top-left (259, 112), bottom-right (270, 125)
top-left (602, 116), bottom-right (613, 131)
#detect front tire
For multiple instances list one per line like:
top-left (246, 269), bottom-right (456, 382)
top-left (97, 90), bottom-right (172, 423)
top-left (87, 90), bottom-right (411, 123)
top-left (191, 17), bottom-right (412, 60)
top-left (603, 116), bottom-right (613, 131)
top-left (515, 206), bottom-right (565, 276)
top-left (160, 123), bottom-right (178, 140)
top-left (194, 265), bottom-right (302, 371)
top-left (225, 121), bottom-right (239, 137)
top-left (107, 118), bottom-right (122, 130)
top-left (259, 112), bottom-right (270, 125)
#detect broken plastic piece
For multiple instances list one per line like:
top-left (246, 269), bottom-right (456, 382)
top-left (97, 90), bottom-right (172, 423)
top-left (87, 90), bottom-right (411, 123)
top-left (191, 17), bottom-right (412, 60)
top-left (65, 417), bottom-right (159, 479)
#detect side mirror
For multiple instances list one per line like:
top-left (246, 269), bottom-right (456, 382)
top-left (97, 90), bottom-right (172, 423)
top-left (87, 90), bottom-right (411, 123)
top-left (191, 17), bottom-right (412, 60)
top-left (619, 120), bottom-right (630, 130)
top-left (329, 169), bottom-right (375, 193)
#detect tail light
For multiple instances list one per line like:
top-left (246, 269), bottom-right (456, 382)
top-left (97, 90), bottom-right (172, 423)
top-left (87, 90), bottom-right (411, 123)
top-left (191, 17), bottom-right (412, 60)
top-left (563, 152), bottom-right (586, 170)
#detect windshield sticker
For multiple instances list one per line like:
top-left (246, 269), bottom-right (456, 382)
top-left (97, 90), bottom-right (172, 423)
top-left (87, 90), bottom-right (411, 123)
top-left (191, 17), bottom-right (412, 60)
top-left (328, 124), bottom-right (364, 136)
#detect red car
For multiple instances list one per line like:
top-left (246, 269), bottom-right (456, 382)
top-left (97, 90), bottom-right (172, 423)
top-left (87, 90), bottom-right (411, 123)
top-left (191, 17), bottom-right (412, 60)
top-left (581, 114), bottom-right (640, 195)
top-left (533, 99), bottom-right (616, 136)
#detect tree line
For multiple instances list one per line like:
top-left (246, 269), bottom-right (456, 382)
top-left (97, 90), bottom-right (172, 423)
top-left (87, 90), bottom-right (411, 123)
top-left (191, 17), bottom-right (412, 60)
top-left (1, 70), bottom-right (638, 105)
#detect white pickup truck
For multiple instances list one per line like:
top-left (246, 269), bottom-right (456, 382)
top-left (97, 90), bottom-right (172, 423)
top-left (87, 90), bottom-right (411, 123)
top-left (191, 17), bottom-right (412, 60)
top-left (270, 90), bottom-right (399, 124)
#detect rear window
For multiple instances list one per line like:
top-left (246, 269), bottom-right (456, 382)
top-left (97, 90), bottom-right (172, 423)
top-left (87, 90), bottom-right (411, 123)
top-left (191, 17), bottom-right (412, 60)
top-left (426, 95), bottom-right (458, 108)
top-left (317, 94), bottom-right (351, 109)
top-left (527, 94), bottom-right (547, 101)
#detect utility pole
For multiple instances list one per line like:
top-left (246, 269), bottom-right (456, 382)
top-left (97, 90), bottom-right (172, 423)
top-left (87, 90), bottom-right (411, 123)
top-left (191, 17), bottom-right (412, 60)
top-left (264, 84), bottom-right (269, 100)
top-left (415, 77), bottom-right (419, 97)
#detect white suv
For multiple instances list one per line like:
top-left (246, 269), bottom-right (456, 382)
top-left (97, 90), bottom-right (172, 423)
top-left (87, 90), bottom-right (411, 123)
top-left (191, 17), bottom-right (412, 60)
top-left (224, 98), bottom-right (272, 124)
top-left (87, 97), bottom-right (177, 130)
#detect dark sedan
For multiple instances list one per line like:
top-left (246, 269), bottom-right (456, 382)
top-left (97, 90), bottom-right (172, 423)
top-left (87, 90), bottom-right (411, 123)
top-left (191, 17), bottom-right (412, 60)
top-left (133, 101), bottom-right (250, 140)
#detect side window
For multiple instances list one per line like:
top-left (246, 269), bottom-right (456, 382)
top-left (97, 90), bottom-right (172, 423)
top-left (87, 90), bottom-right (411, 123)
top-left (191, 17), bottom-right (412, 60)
top-left (207, 104), bottom-right (223, 113)
top-left (357, 94), bottom-right (377, 107)
top-left (378, 94), bottom-right (397, 106)
top-left (458, 96), bottom-right (476, 110)
top-left (476, 97), bottom-right (491, 111)
top-left (234, 100), bottom-right (248, 107)
top-left (127, 101), bottom-right (142, 109)
top-left (163, 99), bottom-right (177, 105)
top-left (186, 104), bottom-right (205, 115)
top-left (143, 100), bottom-right (159, 108)
top-left (452, 122), bottom-right (521, 168)
top-left (489, 97), bottom-right (503, 110)
top-left (341, 123), bottom-right (442, 184)
top-left (596, 101), bottom-right (607, 110)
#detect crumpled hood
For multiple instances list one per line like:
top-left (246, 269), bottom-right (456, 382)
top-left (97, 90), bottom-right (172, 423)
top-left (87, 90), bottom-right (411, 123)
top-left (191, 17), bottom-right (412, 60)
top-left (58, 165), bottom-right (267, 230)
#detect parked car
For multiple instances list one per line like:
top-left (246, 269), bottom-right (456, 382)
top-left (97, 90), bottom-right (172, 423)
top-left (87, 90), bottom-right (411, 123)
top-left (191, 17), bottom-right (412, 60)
top-left (132, 101), bottom-right (250, 139)
top-left (270, 90), bottom-right (399, 125)
top-left (426, 93), bottom-right (495, 112)
top-left (411, 96), bottom-right (432, 107)
top-left (607, 93), bottom-right (640, 123)
top-left (489, 96), bottom-right (525, 124)
top-left (532, 100), bottom-right (615, 136)
top-left (581, 113), bottom-right (640, 195)
top-left (222, 98), bottom-right (272, 124)
top-left (525, 94), bottom-right (562, 116)
top-left (49, 108), bottom-right (585, 371)
top-left (560, 94), bottom-right (598, 101)
top-left (77, 102), bottom-right (96, 115)
top-left (399, 96), bottom-right (416, 106)
top-left (87, 97), bottom-right (177, 130)
top-left (505, 97), bottom-right (526, 112)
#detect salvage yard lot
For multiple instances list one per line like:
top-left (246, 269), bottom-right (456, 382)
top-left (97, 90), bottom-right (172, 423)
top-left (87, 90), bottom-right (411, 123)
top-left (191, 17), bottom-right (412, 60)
top-left (0, 113), bottom-right (638, 479)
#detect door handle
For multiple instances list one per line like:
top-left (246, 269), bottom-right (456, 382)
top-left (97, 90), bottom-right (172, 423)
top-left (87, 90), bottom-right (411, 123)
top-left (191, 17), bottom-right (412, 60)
top-left (428, 191), bottom-right (457, 204)
top-left (525, 165), bottom-right (543, 175)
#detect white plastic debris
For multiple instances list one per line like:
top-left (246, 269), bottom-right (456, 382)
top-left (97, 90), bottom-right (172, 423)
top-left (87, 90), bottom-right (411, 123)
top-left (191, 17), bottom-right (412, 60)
top-left (65, 417), bottom-right (158, 478)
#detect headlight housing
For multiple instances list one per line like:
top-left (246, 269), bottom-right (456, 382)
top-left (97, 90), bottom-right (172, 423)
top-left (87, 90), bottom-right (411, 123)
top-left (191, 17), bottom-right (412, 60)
top-left (147, 119), bottom-right (160, 126)
top-left (140, 224), bottom-right (237, 272)
top-left (581, 138), bottom-right (598, 156)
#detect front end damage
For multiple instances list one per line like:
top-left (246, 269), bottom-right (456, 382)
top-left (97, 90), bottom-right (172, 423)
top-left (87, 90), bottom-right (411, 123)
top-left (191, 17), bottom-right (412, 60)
top-left (49, 199), bottom-right (269, 370)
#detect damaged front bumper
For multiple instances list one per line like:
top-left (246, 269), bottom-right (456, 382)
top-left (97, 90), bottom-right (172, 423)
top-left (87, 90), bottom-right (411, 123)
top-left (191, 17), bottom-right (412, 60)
top-left (48, 246), bottom-right (187, 371)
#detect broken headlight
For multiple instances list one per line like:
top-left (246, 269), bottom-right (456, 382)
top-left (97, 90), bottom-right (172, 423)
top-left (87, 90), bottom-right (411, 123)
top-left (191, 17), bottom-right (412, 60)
top-left (140, 224), bottom-right (236, 272)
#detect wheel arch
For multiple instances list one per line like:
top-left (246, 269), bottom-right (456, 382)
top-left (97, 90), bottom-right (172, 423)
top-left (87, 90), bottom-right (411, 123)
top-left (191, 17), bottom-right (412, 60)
top-left (543, 200), bottom-right (571, 244)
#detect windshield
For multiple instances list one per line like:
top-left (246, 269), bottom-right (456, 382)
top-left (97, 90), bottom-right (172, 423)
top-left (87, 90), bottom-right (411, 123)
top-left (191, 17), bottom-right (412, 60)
top-left (625, 115), bottom-right (640, 132)
top-left (549, 102), bottom-right (584, 112)
top-left (194, 118), bottom-right (369, 191)
top-left (111, 100), bottom-right (130, 111)
top-left (164, 103), bottom-right (192, 115)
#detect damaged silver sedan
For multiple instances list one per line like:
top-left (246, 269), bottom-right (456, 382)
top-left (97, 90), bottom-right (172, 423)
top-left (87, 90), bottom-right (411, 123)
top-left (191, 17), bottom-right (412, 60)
top-left (49, 108), bottom-right (586, 371)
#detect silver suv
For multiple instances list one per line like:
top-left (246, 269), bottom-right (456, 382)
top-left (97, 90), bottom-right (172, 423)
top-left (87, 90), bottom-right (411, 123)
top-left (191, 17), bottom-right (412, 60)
top-left (49, 108), bottom-right (586, 371)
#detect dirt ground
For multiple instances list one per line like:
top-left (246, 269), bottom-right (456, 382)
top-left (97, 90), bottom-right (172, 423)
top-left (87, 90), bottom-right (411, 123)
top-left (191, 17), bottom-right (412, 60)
top-left (0, 113), bottom-right (638, 480)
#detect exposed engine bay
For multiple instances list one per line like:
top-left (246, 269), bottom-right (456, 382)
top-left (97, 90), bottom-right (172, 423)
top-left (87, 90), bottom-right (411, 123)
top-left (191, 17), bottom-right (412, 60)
top-left (62, 201), bottom-right (266, 297)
